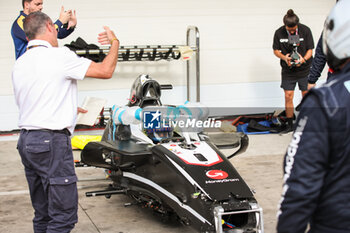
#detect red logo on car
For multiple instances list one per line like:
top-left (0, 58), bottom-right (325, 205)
top-left (206, 170), bottom-right (228, 180)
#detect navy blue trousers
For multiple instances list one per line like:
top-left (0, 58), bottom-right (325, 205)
top-left (17, 129), bottom-right (78, 233)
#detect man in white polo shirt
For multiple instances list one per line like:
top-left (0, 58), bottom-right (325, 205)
top-left (12, 11), bottom-right (119, 232)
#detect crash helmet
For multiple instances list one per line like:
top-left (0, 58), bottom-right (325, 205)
top-left (128, 74), bottom-right (162, 107)
top-left (323, 0), bottom-right (350, 71)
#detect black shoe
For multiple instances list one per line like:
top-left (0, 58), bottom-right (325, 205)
top-left (247, 120), bottom-right (271, 132)
top-left (280, 125), bottom-right (293, 134)
top-left (279, 118), bottom-right (294, 134)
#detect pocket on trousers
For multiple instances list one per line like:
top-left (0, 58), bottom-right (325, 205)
top-left (49, 175), bottom-right (78, 211)
top-left (26, 142), bottom-right (50, 154)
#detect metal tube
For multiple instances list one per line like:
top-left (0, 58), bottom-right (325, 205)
top-left (75, 46), bottom-right (197, 55)
top-left (72, 26), bottom-right (200, 101)
top-left (213, 204), bottom-right (264, 233)
top-left (186, 26), bottom-right (200, 102)
top-left (85, 189), bottom-right (126, 197)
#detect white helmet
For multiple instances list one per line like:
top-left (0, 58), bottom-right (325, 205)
top-left (323, 0), bottom-right (350, 71)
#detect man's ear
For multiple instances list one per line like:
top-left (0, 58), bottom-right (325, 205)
top-left (24, 2), bottom-right (29, 10)
top-left (46, 21), bottom-right (53, 32)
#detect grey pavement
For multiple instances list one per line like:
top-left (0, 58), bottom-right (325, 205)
top-left (0, 133), bottom-right (292, 233)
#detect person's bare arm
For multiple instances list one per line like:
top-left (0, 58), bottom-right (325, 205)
top-left (303, 49), bottom-right (313, 63)
top-left (85, 26), bottom-right (119, 79)
top-left (307, 83), bottom-right (316, 90)
top-left (296, 49), bottom-right (313, 67)
top-left (274, 50), bottom-right (291, 66)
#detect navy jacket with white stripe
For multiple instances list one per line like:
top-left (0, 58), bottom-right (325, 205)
top-left (277, 62), bottom-right (350, 233)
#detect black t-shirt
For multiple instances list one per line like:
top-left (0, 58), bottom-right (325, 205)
top-left (273, 24), bottom-right (314, 80)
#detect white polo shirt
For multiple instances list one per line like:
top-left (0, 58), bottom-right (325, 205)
top-left (12, 40), bottom-right (92, 133)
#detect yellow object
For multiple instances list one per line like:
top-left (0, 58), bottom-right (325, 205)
top-left (71, 135), bottom-right (102, 150)
top-left (222, 219), bottom-right (225, 225)
top-left (110, 38), bottom-right (119, 44)
top-left (17, 15), bottom-right (25, 30)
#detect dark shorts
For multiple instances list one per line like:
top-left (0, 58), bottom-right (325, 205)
top-left (281, 77), bottom-right (308, 91)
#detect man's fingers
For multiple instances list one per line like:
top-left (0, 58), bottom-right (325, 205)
top-left (98, 33), bottom-right (108, 39)
top-left (98, 38), bottom-right (110, 44)
top-left (98, 40), bottom-right (110, 45)
top-left (97, 37), bottom-right (108, 42)
top-left (98, 34), bottom-right (107, 38)
top-left (99, 26), bottom-right (117, 45)
top-left (98, 36), bottom-right (109, 41)
top-left (98, 34), bottom-right (111, 44)
top-left (98, 31), bottom-right (107, 36)
top-left (98, 30), bottom-right (109, 39)
top-left (98, 36), bottom-right (108, 41)
top-left (77, 107), bottom-right (88, 114)
top-left (61, 6), bottom-right (64, 13)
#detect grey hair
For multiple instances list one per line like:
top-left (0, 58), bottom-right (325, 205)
top-left (23, 11), bottom-right (51, 40)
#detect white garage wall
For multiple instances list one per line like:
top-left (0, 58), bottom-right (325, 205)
top-left (0, 0), bottom-right (334, 131)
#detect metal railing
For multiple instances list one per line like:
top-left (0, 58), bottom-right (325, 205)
top-left (73, 26), bottom-right (200, 102)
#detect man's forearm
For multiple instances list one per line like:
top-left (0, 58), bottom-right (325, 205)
top-left (85, 39), bottom-right (119, 79)
top-left (85, 26), bottom-right (120, 79)
top-left (54, 20), bottom-right (74, 39)
top-left (274, 50), bottom-right (286, 60)
top-left (303, 49), bottom-right (313, 61)
top-left (101, 39), bottom-right (119, 77)
top-left (274, 50), bottom-right (290, 66)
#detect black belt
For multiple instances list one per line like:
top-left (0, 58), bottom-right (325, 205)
top-left (22, 128), bottom-right (71, 136)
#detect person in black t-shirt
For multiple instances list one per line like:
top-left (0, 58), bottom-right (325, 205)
top-left (273, 9), bottom-right (314, 132)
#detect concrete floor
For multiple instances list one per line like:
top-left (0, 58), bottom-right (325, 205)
top-left (0, 132), bottom-right (292, 233)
